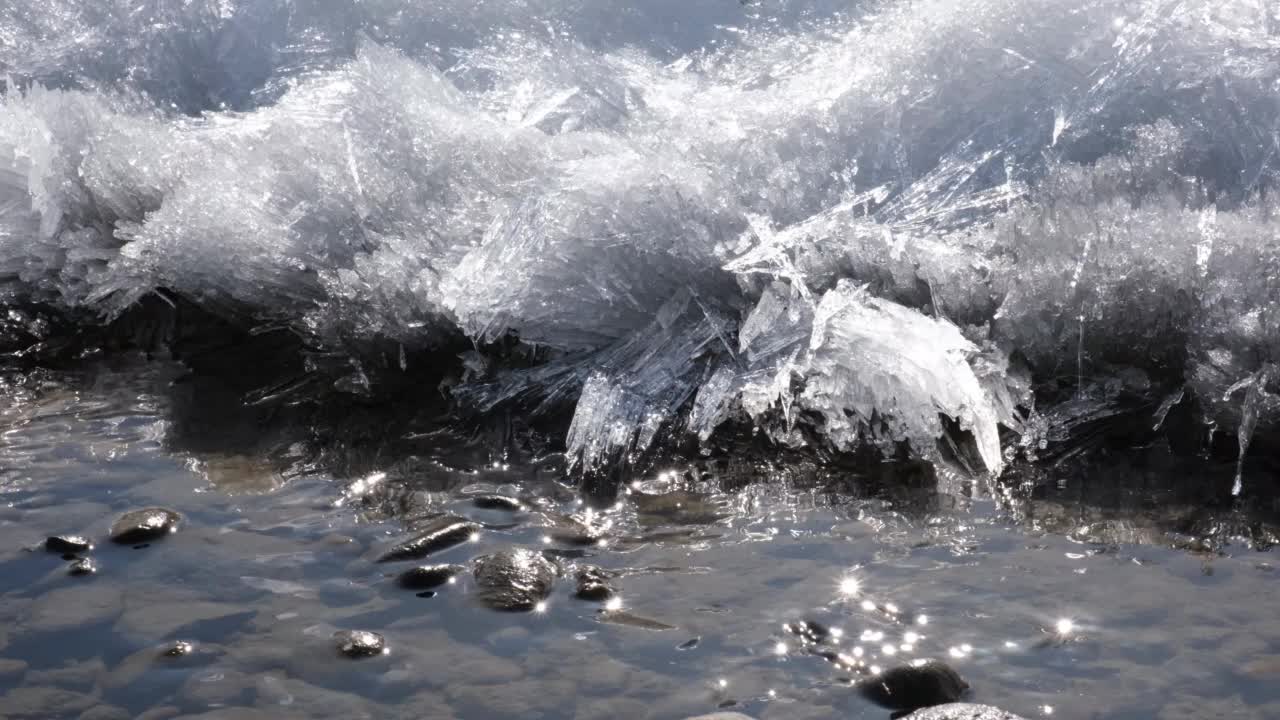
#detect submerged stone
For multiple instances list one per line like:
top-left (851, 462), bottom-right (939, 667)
top-left (858, 659), bottom-right (968, 711)
top-left (333, 630), bottom-right (386, 658)
top-left (67, 557), bottom-right (96, 576)
top-left (396, 563), bottom-right (466, 590)
top-left (162, 640), bottom-right (194, 657)
top-left (900, 704), bottom-right (1029, 720)
top-left (473, 549), bottom-right (557, 612)
top-left (110, 508), bottom-right (181, 544)
top-left (45, 535), bottom-right (93, 554)
top-left (471, 495), bottom-right (525, 512)
top-left (574, 566), bottom-right (616, 602)
top-left (377, 517), bottom-right (479, 562)
top-left (596, 609), bottom-right (675, 631)
top-left (785, 618), bottom-right (831, 644)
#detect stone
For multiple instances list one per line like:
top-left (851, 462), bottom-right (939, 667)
top-left (377, 517), bottom-right (478, 563)
top-left (78, 705), bottom-right (133, 720)
top-left (162, 640), bottom-right (194, 657)
top-left (596, 609), bottom-right (675, 631)
top-left (900, 704), bottom-right (1030, 720)
top-left (682, 714), bottom-right (758, 720)
top-left (471, 495), bottom-right (525, 512)
top-left (396, 564), bottom-right (466, 590)
top-left (109, 508), bottom-right (181, 544)
top-left (68, 558), bottom-right (96, 576)
top-left (115, 596), bottom-right (249, 640)
top-left (26, 586), bottom-right (124, 632)
top-left (785, 619), bottom-right (831, 644)
top-left (0, 656), bottom-right (28, 679)
top-left (857, 659), bottom-right (969, 711)
top-left (45, 535), bottom-right (93, 554)
top-left (1, 687), bottom-right (98, 718)
top-left (472, 549), bottom-right (557, 612)
top-left (135, 705), bottom-right (181, 720)
top-left (574, 566), bottom-right (616, 602)
top-left (333, 630), bottom-right (386, 658)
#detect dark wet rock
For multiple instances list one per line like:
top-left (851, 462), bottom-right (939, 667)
top-left (473, 549), bottom-right (558, 612)
top-left (162, 641), bottom-right (194, 657)
top-left (677, 637), bottom-right (700, 650)
top-left (785, 618), bottom-right (831, 644)
top-left (900, 704), bottom-right (1029, 720)
top-left (396, 563), bottom-right (466, 590)
top-left (472, 495), bottom-right (525, 512)
top-left (333, 630), bottom-right (386, 658)
top-left (681, 713), bottom-right (757, 720)
top-left (858, 659), bottom-right (968, 711)
top-left (110, 508), bottom-right (181, 544)
top-left (377, 516), bottom-right (479, 562)
top-left (574, 566), bottom-right (616, 602)
top-left (46, 535), bottom-right (93, 554)
top-left (68, 558), bottom-right (96, 576)
top-left (597, 609), bottom-right (675, 631)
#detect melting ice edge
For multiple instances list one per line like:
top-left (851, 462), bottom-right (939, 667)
top-left (2, 0), bottom-right (1280, 483)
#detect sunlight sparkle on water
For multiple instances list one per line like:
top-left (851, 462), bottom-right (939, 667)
top-left (1056, 618), bottom-right (1075, 635)
top-left (839, 577), bottom-right (861, 596)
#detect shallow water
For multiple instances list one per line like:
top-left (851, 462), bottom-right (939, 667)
top-left (1, 356), bottom-right (1278, 720)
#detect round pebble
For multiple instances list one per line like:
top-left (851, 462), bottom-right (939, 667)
top-left (333, 630), bottom-right (387, 658)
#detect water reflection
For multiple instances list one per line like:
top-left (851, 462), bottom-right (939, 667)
top-left (2, 355), bottom-right (1280, 719)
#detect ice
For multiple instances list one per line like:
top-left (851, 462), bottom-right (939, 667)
top-left (3, 0), bottom-right (1280, 479)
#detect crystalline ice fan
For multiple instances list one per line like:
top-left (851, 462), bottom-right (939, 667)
top-left (1, 0), bottom-right (1279, 482)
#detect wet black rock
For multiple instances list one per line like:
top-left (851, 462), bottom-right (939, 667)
top-left (785, 618), bottom-right (831, 644)
top-left (574, 566), bottom-right (616, 602)
top-left (377, 516), bottom-right (479, 562)
top-left (396, 563), bottom-right (466, 590)
top-left (162, 641), bottom-right (194, 657)
top-left (68, 558), bottom-right (96, 576)
top-left (900, 704), bottom-right (1029, 720)
top-left (473, 549), bottom-right (558, 612)
top-left (472, 495), bottom-right (525, 512)
top-left (110, 508), bottom-right (181, 544)
top-left (858, 659), bottom-right (969, 711)
top-left (333, 630), bottom-right (386, 658)
top-left (45, 535), bottom-right (93, 554)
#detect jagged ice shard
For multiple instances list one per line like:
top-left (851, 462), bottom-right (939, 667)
top-left (2, 0), bottom-right (1279, 483)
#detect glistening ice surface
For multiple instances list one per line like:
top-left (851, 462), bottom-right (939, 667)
top-left (4, 0), bottom-right (1280, 476)
top-left (3, 4), bottom-right (1280, 718)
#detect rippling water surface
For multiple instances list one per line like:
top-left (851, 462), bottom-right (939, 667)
top-left (1, 356), bottom-right (1278, 719)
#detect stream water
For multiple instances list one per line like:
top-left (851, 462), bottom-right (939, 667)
top-left (1, 355), bottom-right (1277, 720)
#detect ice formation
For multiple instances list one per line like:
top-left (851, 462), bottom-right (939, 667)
top-left (2, 0), bottom-right (1279, 481)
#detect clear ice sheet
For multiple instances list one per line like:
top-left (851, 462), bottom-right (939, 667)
top-left (2, 0), bottom-right (1280, 477)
